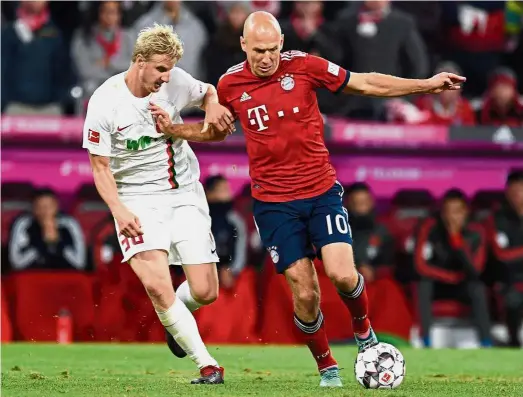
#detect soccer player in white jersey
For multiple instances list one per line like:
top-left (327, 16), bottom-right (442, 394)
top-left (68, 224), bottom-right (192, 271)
top-left (82, 24), bottom-right (235, 385)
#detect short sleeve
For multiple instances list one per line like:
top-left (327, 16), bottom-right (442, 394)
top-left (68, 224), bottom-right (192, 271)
top-left (82, 92), bottom-right (113, 157)
top-left (173, 67), bottom-right (207, 109)
top-left (217, 76), bottom-right (234, 115)
top-left (305, 54), bottom-right (350, 94)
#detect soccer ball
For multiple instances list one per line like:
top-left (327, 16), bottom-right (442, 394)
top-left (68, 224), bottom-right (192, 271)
top-left (354, 342), bottom-right (406, 389)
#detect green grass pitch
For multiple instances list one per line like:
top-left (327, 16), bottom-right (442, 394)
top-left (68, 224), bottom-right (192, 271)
top-left (2, 344), bottom-right (522, 397)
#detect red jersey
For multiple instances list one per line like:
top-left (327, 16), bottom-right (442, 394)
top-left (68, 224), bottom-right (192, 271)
top-left (415, 96), bottom-right (476, 126)
top-left (217, 51), bottom-right (350, 202)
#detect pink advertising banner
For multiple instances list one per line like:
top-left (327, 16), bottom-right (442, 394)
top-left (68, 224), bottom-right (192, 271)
top-left (2, 150), bottom-right (520, 198)
top-left (328, 118), bottom-right (448, 145)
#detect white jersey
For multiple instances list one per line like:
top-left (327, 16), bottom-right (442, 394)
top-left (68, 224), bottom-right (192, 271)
top-left (82, 68), bottom-right (207, 196)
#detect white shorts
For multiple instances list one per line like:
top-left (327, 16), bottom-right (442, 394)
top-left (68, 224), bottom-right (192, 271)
top-left (115, 182), bottom-right (219, 265)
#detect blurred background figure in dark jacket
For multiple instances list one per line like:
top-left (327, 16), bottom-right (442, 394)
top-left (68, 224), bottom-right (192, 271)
top-left (205, 175), bottom-right (247, 289)
top-left (487, 170), bottom-right (523, 347)
top-left (330, 0), bottom-right (429, 119)
top-left (345, 182), bottom-right (395, 283)
top-left (1, 1), bottom-right (72, 115)
top-left (414, 189), bottom-right (492, 348)
top-left (7, 188), bottom-right (86, 273)
top-left (206, 1), bottom-right (251, 86)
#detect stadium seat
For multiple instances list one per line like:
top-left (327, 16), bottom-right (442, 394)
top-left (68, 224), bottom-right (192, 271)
top-left (117, 265), bottom-right (181, 343)
top-left (315, 261), bottom-right (413, 343)
top-left (10, 271), bottom-right (96, 341)
top-left (410, 283), bottom-right (471, 323)
top-left (91, 219), bottom-right (126, 341)
top-left (258, 258), bottom-right (414, 344)
top-left (385, 189), bottom-right (435, 249)
top-left (1, 283), bottom-right (13, 342)
top-left (471, 190), bottom-right (504, 221)
top-left (258, 259), bottom-right (299, 344)
top-left (1, 182), bottom-right (34, 245)
top-left (196, 267), bottom-right (259, 344)
top-left (70, 184), bottom-right (109, 244)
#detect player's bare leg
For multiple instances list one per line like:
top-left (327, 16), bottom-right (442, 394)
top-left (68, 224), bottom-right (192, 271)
top-left (284, 258), bottom-right (341, 387)
top-left (321, 242), bottom-right (379, 352)
top-left (178, 263), bottom-right (219, 311)
top-left (129, 250), bottom-right (223, 384)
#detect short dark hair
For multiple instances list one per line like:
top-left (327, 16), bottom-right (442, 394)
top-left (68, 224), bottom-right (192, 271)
top-left (442, 188), bottom-right (468, 205)
top-left (204, 174), bottom-right (227, 192)
top-left (345, 182), bottom-right (371, 196)
top-left (506, 169), bottom-right (523, 186)
top-left (32, 187), bottom-right (57, 202)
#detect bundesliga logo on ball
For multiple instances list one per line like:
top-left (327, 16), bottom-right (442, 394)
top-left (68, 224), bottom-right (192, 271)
top-left (354, 343), bottom-right (406, 389)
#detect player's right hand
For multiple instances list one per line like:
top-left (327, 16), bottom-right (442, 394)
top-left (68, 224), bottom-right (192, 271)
top-left (426, 72), bottom-right (467, 94)
top-left (149, 102), bottom-right (172, 133)
top-left (113, 206), bottom-right (143, 238)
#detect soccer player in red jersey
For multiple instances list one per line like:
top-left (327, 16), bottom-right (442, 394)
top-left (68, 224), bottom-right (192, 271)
top-left (154, 11), bottom-right (465, 387)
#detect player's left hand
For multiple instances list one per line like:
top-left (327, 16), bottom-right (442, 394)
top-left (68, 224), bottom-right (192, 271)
top-left (426, 72), bottom-right (467, 94)
top-left (203, 103), bottom-right (236, 135)
top-left (149, 102), bottom-right (172, 133)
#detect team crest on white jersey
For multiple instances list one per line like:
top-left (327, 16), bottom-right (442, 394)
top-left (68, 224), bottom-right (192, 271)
top-left (279, 74), bottom-right (295, 91)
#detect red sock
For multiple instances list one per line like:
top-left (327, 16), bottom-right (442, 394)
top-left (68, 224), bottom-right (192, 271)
top-left (294, 311), bottom-right (338, 372)
top-left (338, 273), bottom-right (371, 335)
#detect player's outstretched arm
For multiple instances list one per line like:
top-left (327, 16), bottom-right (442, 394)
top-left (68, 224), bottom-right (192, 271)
top-left (149, 102), bottom-right (229, 142)
top-left (166, 122), bottom-right (229, 142)
top-left (88, 153), bottom-right (142, 238)
top-left (200, 84), bottom-right (236, 135)
top-left (343, 71), bottom-right (466, 97)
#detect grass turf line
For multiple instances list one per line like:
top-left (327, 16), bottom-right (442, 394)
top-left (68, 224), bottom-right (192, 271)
top-left (2, 344), bottom-right (523, 397)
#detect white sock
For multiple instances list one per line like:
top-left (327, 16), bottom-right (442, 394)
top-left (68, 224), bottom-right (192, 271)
top-left (156, 298), bottom-right (218, 369)
top-left (176, 280), bottom-right (203, 312)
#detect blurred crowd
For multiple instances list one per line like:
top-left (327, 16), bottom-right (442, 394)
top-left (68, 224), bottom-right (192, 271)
top-left (2, 170), bottom-right (523, 347)
top-left (1, 0), bottom-right (523, 125)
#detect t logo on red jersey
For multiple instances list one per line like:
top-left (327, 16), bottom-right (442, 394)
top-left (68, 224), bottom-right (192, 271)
top-left (247, 105), bottom-right (269, 131)
top-left (88, 129), bottom-right (100, 144)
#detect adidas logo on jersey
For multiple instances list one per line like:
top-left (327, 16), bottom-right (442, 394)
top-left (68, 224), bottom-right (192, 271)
top-left (240, 92), bottom-right (251, 102)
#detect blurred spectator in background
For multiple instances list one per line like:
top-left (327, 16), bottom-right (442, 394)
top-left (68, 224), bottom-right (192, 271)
top-left (281, 1), bottom-right (325, 55)
top-left (205, 175), bottom-right (247, 289)
top-left (118, 1), bottom-right (154, 28)
top-left (415, 61), bottom-right (476, 126)
top-left (206, 1), bottom-right (251, 86)
top-left (331, 0), bottom-right (429, 120)
top-left (279, 1), bottom-right (344, 115)
top-left (488, 170), bottom-right (523, 347)
top-left (414, 189), bottom-right (492, 348)
top-left (345, 183), bottom-right (395, 283)
top-left (251, 0), bottom-right (281, 17)
top-left (72, 1), bottom-right (133, 99)
top-left (133, 1), bottom-right (207, 80)
top-left (1, 0), bottom-right (71, 115)
top-left (392, 1), bottom-right (443, 69)
top-left (235, 184), bottom-right (266, 272)
top-left (440, 1), bottom-right (506, 97)
top-left (7, 188), bottom-right (86, 273)
top-left (477, 67), bottom-right (523, 126)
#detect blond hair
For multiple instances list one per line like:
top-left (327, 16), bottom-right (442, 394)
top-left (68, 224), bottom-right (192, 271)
top-left (132, 23), bottom-right (184, 63)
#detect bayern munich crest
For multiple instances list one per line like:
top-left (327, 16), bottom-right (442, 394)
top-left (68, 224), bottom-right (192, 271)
top-left (268, 246), bottom-right (280, 264)
top-left (279, 74), bottom-right (295, 91)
